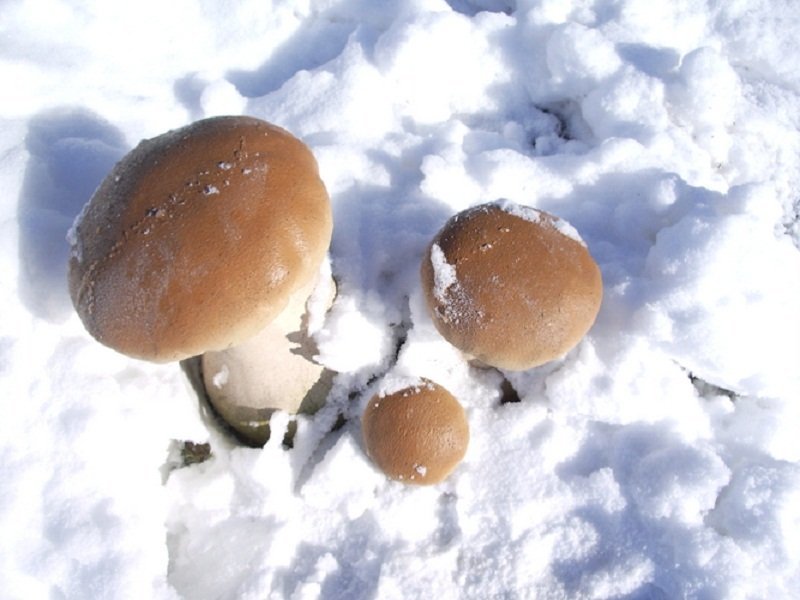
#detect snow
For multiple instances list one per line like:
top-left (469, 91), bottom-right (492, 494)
top-left (2, 0), bottom-right (800, 598)
top-left (495, 198), bottom-right (586, 243)
top-left (429, 243), bottom-right (458, 303)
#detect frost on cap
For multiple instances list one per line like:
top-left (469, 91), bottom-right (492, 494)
top-left (68, 116), bottom-right (332, 362)
top-left (362, 379), bottom-right (469, 485)
top-left (420, 201), bottom-right (602, 371)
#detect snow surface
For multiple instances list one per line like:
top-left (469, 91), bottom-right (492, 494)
top-left (2, 0), bottom-right (800, 598)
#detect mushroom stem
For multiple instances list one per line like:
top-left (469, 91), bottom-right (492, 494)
top-left (201, 270), bottom-right (337, 446)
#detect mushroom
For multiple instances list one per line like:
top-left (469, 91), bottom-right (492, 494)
top-left (420, 200), bottom-right (602, 371)
top-left (362, 378), bottom-right (469, 485)
top-left (200, 265), bottom-right (336, 445)
top-left (68, 115), bottom-right (334, 445)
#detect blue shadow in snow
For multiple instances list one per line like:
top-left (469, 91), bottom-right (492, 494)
top-left (616, 43), bottom-right (681, 77)
top-left (227, 19), bottom-right (356, 98)
top-left (17, 107), bottom-right (128, 323)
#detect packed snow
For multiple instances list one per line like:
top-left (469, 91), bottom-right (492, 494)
top-left (2, 0), bottom-right (800, 598)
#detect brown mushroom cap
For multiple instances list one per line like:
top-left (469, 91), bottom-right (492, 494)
top-left (362, 379), bottom-right (469, 485)
top-left (68, 116), bottom-right (332, 362)
top-left (420, 201), bottom-right (602, 371)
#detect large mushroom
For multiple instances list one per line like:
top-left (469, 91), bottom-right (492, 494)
top-left (420, 200), bottom-right (602, 371)
top-left (68, 115), bottom-right (334, 445)
top-left (361, 378), bottom-right (469, 485)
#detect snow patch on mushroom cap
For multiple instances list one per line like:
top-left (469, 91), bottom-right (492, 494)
top-left (429, 243), bottom-right (458, 304)
top-left (372, 372), bottom-right (435, 402)
top-left (494, 198), bottom-right (586, 246)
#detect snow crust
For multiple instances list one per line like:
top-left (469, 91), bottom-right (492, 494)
top-left (2, 0), bottom-right (800, 598)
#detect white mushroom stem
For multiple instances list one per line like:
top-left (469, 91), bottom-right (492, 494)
top-left (201, 269), bottom-right (337, 445)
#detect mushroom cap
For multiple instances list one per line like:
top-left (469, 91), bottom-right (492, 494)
top-left (420, 201), bottom-right (602, 370)
top-left (68, 116), bottom-right (332, 362)
top-left (362, 379), bottom-right (469, 485)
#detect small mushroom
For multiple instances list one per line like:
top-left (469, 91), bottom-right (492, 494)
top-left (362, 379), bottom-right (469, 485)
top-left (68, 116), bottom-right (334, 445)
top-left (420, 200), bottom-right (602, 371)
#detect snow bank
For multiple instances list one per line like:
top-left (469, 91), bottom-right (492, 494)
top-left (2, 0), bottom-right (800, 598)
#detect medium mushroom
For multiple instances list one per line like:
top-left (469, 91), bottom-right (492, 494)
top-left (420, 200), bottom-right (602, 371)
top-left (362, 378), bottom-right (469, 485)
top-left (68, 115), bottom-right (334, 445)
